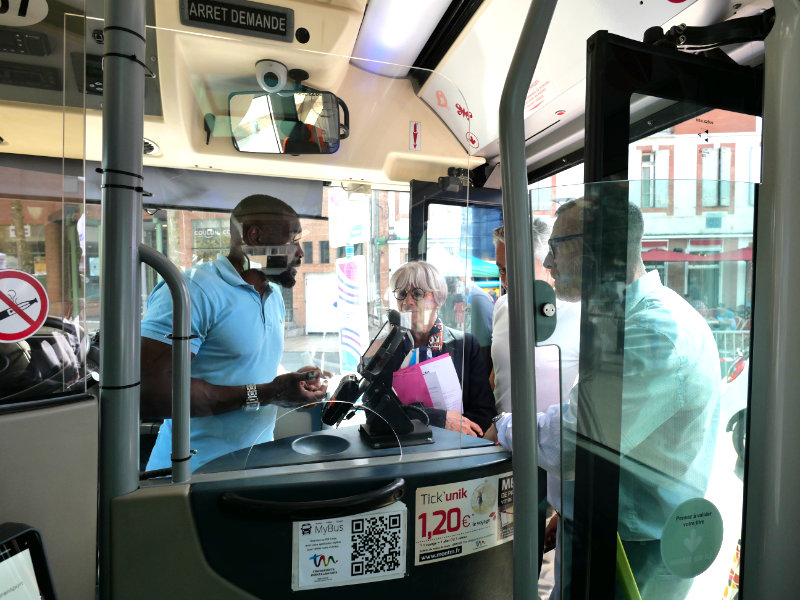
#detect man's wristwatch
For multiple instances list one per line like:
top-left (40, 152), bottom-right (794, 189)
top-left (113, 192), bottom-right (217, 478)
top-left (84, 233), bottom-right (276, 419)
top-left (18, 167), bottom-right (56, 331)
top-left (244, 383), bottom-right (260, 412)
top-left (492, 412), bottom-right (507, 424)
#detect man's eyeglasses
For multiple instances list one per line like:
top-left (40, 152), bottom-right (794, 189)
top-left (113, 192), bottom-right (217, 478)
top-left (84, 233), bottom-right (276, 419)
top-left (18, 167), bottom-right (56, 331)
top-left (394, 287), bottom-right (427, 301)
top-left (548, 233), bottom-right (584, 257)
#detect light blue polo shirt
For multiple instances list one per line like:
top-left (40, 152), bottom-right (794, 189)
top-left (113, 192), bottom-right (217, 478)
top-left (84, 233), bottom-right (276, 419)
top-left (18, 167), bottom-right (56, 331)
top-left (142, 254), bottom-right (284, 471)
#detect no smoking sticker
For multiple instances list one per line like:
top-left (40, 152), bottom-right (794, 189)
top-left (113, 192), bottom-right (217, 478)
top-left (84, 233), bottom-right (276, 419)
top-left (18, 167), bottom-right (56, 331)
top-left (0, 270), bottom-right (49, 342)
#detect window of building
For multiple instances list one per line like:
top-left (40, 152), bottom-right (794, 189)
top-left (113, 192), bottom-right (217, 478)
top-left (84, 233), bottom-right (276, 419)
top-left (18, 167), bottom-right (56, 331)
top-left (529, 180), bottom-right (553, 212)
top-left (701, 146), bottom-right (733, 207)
top-left (320, 240), bottom-right (330, 263)
top-left (640, 149), bottom-right (670, 208)
top-left (748, 145), bottom-right (761, 206)
top-left (303, 241), bottom-right (313, 263)
top-left (281, 286), bottom-right (294, 326)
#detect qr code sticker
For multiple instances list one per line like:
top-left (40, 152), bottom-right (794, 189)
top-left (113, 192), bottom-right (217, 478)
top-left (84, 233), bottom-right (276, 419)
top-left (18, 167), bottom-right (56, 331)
top-left (350, 513), bottom-right (402, 576)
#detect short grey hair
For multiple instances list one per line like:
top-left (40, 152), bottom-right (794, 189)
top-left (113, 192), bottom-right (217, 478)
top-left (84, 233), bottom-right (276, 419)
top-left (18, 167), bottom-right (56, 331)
top-left (493, 225), bottom-right (504, 246)
top-left (493, 221), bottom-right (551, 263)
top-left (532, 217), bottom-right (551, 263)
top-left (390, 261), bottom-right (448, 306)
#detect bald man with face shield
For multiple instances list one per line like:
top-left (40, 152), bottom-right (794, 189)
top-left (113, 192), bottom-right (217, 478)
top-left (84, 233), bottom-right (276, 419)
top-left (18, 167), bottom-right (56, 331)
top-left (140, 194), bottom-right (330, 473)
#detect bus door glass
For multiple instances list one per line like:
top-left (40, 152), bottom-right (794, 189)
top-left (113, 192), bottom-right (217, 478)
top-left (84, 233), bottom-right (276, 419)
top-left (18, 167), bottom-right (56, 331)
top-left (550, 32), bottom-right (761, 599)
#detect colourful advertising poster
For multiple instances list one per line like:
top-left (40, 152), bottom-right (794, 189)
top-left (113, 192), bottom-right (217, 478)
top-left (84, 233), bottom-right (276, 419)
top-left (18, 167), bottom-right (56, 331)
top-left (328, 186), bottom-right (369, 248)
top-left (336, 256), bottom-right (369, 372)
top-left (414, 472), bottom-right (514, 565)
top-left (291, 502), bottom-right (407, 591)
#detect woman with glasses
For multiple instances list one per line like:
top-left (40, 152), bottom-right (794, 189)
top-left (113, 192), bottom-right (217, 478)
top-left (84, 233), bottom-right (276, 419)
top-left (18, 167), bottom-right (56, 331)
top-left (388, 261), bottom-right (496, 436)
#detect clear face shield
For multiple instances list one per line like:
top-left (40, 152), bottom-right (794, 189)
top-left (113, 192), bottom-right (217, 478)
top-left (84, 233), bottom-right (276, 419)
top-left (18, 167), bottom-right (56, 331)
top-left (232, 211), bottom-right (304, 282)
top-left (239, 243), bottom-right (299, 276)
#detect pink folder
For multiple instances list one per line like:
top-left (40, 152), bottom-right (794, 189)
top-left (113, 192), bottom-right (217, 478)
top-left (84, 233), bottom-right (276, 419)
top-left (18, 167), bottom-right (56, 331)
top-left (392, 354), bottom-right (454, 408)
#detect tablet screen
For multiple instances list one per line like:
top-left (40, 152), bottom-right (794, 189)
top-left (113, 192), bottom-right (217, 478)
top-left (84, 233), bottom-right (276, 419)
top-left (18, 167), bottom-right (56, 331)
top-left (0, 547), bottom-right (42, 599)
top-left (0, 525), bottom-right (53, 600)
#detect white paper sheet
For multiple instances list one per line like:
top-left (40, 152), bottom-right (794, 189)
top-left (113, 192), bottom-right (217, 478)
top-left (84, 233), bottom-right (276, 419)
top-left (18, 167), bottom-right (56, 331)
top-left (418, 354), bottom-right (463, 412)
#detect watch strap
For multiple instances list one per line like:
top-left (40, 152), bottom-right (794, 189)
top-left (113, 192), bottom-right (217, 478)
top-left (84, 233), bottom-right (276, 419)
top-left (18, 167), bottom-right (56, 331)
top-left (244, 383), bottom-right (260, 412)
top-left (491, 412), bottom-right (506, 424)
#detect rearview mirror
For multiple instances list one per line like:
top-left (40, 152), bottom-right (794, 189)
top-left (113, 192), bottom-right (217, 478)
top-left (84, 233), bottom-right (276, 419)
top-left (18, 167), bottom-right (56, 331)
top-left (229, 89), bottom-right (349, 155)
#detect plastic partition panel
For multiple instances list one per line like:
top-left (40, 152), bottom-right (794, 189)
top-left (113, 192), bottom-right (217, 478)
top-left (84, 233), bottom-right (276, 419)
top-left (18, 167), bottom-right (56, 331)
top-left (135, 24), bottom-right (479, 480)
top-left (573, 31), bottom-right (763, 599)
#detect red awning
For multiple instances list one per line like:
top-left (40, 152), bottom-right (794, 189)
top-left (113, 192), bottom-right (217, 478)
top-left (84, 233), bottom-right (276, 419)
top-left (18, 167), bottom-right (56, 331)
top-left (641, 247), bottom-right (753, 262)
top-left (641, 249), bottom-right (706, 262)
top-left (710, 247), bottom-right (753, 261)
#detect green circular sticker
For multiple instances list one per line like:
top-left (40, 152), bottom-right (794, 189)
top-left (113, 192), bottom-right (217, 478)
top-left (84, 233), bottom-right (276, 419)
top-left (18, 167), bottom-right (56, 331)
top-left (661, 498), bottom-right (723, 578)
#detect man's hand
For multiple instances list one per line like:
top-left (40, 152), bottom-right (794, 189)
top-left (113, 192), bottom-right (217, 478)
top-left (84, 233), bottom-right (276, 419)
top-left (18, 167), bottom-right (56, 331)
top-left (297, 365), bottom-right (332, 394)
top-left (484, 423), bottom-right (499, 444)
top-left (543, 513), bottom-right (559, 553)
top-left (265, 368), bottom-right (331, 409)
top-left (445, 411), bottom-right (483, 437)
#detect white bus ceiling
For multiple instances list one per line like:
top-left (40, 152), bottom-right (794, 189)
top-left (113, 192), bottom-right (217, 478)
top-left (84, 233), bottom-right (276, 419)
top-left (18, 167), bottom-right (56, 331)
top-left (0, 0), bottom-right (772, 187)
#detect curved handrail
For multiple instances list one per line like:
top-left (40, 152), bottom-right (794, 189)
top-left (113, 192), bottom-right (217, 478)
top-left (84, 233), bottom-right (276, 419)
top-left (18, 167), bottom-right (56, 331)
top-left (498, 1), bottom-right (559, 598)
top-left (139, 244), bottom-right (192, 484)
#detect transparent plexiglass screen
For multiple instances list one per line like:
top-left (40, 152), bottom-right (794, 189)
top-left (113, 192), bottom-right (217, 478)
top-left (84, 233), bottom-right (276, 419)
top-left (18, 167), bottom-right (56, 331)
top-left (121, 25), bottom-right (494, 476)
top-left (538, 178), bottom-right (754, 599)
top-left (0, 8), bottom-right (92, 404)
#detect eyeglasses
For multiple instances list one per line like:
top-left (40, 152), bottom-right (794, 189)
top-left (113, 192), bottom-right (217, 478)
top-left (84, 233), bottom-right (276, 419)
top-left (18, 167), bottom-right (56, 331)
top-left (393, 287), bottom-right (427, 301)
top-left (548, 233), bottom-right (584, 258)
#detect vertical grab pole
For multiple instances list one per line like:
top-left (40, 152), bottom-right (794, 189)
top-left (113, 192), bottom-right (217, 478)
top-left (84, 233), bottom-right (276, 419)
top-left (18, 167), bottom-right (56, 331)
top-left (98, 0), bottom-right (146, 598)
top-left (139, 245), bottom-right (192, 483)
top-left (498, 1), bottom-right (558, 598)
top-left (742, 0), bottom-right (800, 596)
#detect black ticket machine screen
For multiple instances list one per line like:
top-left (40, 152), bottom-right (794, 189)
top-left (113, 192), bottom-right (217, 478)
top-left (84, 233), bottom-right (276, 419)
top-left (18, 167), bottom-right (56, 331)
top-left (0, 523), bottom-right (56, 600)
